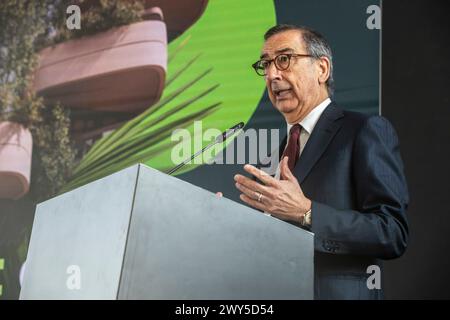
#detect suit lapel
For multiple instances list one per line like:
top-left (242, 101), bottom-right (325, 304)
top-left (292, 102), bottom-right (344, 184)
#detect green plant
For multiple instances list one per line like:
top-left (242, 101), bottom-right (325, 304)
top-left (2, 0), bottom-right (178, 201)
top-left (61, 38), bottom-right (222, 192)
top-left (45, 0), bottom-right (145, 48)
top-left (0, 0), bottom-right (76, 202)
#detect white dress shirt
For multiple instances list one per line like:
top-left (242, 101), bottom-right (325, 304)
top-left (274, 98), bottom-right (331, 180)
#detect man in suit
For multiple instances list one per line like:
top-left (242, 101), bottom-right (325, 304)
top-left (233, 24), bottom-right (409, 299)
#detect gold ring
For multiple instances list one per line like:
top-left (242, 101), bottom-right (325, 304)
top-left (257, 192), bottom-right (263, 202)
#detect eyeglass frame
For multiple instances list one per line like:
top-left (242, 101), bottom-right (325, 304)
top-left (252, 53), bottom-right (313, 76)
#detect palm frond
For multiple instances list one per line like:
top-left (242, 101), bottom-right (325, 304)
top-left (62, 39), bottom-right (223, 193)
top-left (168, 34), bottom-right (191, 63)
top-left (73, 84), bottom-right (220, 178)
top-left (74, 66), bottom-right (214, 174)
top-left (62, 103), bottom-right (221, 192)
top-left (165, 53), bottom-right (202, 88)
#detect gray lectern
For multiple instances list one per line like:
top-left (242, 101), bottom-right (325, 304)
top-left (20, 164), bottom-right (314, 299)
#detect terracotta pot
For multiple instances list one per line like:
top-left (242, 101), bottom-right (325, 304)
top-left (79, 0), bottom-right (209, 41)
top-left (143, 0), bottom-right (209, 40)
top-left (33, 18), bottom-right (167, 113)
top-left (0, 122), bottom-right (33, 200)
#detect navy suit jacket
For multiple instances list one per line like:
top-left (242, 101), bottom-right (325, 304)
top-left (271, 102), bottom-right (409, 299)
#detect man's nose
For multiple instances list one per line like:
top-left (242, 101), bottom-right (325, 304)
top-left (265, 62), bottom-right (282, 81)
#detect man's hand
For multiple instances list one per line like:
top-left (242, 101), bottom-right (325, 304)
top-left (234, 157), bottom-right (312, 224)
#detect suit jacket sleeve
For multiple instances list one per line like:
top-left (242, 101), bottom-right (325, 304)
top-left (311, 116), bottom-right (409, 260)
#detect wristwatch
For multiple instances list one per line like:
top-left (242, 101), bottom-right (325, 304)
top-left (301, 208), bottom-right (312, 227)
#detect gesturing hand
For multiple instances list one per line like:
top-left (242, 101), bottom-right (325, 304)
top-left (234, 157), bottom-right (312, 224)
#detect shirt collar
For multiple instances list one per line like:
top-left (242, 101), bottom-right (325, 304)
top-left (287, 97), bottom-right (331, 135)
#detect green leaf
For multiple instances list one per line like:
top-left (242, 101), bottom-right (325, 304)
top-left (73, 84), bottom-right (220, 178)
top-left (62, 102), bottom-right (221, 192)
top-left (75, 67), bottom-right (214, 173)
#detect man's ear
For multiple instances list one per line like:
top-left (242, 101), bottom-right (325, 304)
top-left (317, 56), bottom-right (331, 85)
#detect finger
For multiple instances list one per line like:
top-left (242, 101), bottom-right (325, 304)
top-left (280, 157), bottom-right (296, 181)
top-left (280, 157), bottom-right (288, 180)
top-left (235, 182), bottom-right (266, 203)
top-left (240, 194), bottom-right (267, 212)
top-left (234, 174), bottom-right (270, 195)
top-left (216, 192), bottom-right (223, 197)
top-left (242, 164), bottom-right (278, 187)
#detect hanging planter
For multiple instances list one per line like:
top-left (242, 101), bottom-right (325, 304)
top-left (33, 9), bottom-right (167, 114)
top-left (0, 121), bottom-right (33, 200)
top-left (79, 0), bottom-right (209, 42)
top-left (32, 1), bottom-right (210, 143)
top-left (142, 0), bottom-right (209, 40)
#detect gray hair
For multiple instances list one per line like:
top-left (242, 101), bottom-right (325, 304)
top-left (264, 24), bottom-right (334, 97)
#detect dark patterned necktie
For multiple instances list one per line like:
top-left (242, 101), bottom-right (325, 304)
top-left (281, 124), bottom-right (302, 176)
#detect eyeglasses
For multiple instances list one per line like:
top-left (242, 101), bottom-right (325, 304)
top-left (252, 53), bottom-right (312, 76)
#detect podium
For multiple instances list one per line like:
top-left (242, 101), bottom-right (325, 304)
top-left (20, 164), bottom-right (314, 299)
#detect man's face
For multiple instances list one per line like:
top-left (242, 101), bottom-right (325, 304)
top-left (261, 30), bottom-right (323, 123)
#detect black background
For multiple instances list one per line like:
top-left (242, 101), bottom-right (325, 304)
top-left (382, 0), bottom-right (450, 299)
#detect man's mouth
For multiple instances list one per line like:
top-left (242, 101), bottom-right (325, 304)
top-left (273, 88), bottom-right (292, 98)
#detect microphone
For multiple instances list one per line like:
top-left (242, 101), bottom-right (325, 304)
top-left (166, 122), bottom-right (245, 175)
